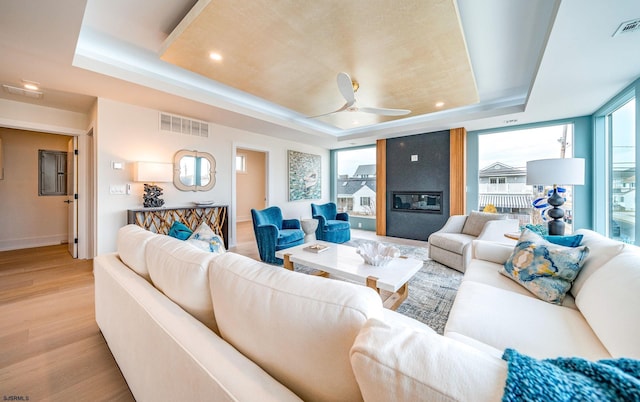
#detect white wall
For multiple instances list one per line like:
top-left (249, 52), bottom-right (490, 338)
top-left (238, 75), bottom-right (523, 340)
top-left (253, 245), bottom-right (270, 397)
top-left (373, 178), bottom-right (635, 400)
top-left (95, 98), bottom-right (329, 254)
top-left (0, 98), bottom-right (88, 135)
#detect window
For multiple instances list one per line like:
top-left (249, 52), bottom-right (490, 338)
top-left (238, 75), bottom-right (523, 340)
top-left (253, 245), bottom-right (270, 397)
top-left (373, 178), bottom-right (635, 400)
top-left (236, 154), bottom-right (247, 173)
top-left (335, 146), bottom-right (377, 220)
top-left (608, 97), bottom-right (636, 243)
top-left (478, 124), bottom-right (575, 230)
top-left (39, 150), bottom-right (67, 196)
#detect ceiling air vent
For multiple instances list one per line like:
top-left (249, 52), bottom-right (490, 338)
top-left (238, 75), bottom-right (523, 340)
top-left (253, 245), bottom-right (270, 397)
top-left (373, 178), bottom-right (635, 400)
top-left (612, 18), bottom-right (640, 37)
top-left (159, 113), bottom-right (209, 137)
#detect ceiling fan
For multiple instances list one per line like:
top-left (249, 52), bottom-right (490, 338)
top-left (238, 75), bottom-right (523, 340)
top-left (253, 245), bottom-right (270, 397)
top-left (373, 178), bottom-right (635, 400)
top-left (310, 72), bottom-right (411, 118)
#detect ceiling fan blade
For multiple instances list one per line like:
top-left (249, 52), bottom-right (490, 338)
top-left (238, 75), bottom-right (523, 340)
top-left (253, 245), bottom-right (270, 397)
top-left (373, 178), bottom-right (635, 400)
top-left (359, 106), bottom-right (411, 116)
top-left (336, 72), bottom-right (355, 104)
top-left (307, 102), bottom-right (350, 118)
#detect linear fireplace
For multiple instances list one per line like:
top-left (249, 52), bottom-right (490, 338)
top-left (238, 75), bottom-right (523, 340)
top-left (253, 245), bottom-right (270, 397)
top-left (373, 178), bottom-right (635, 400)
top-left (392, 191), bottom-right (443, 214)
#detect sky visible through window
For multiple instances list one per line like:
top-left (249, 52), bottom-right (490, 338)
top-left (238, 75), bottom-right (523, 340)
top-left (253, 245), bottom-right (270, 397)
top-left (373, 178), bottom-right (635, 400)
top-left (479, 125), bottom-right (573, 169)
top-left (337, 125), bottom-right (573, 178)
top-left (337, 147), bottom-right (376, 176)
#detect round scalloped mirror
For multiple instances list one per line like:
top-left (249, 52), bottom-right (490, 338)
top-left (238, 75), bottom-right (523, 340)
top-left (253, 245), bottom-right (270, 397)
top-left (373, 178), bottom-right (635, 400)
top-left (173, 150), bottom-right (216, 191)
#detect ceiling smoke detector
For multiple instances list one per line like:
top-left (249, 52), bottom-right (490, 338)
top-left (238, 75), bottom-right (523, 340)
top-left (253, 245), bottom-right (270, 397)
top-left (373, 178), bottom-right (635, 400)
top-left (612, 18), bottom-right (640, 37)
top-left (2, 84), bottom-right (43, 99)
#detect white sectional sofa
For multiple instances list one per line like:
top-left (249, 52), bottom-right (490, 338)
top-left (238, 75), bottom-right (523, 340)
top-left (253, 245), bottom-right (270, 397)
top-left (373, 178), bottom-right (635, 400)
top-left (94, 225), bottom-right (639, 401)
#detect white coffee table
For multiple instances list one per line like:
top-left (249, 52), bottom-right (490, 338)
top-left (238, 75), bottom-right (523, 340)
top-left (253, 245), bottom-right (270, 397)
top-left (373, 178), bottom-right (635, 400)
top-left (275, 241), bottom-right (423, 310)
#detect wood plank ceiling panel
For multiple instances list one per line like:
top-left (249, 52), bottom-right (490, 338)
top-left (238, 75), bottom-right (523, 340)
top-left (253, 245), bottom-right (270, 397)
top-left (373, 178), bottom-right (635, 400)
top-left (161, 0), bottom-right (478, 130)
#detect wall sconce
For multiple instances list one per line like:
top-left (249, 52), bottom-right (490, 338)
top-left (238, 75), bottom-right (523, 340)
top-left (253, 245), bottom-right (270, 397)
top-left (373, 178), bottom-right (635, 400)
top-left (134, 161), bottom-right (173, 208)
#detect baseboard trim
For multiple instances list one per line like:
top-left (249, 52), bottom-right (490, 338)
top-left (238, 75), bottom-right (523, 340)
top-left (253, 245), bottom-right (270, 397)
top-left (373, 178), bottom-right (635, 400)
top-left (0, 234), bottom-right (68, 252)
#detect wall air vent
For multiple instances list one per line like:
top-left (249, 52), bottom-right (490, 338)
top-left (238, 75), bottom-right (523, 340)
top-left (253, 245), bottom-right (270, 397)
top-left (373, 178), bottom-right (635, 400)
top-left (2, 84), bottom-right (43, 99)
top-left (613, 18), bottom-right (640, 37)
top-left (159, 113), bottom-right (209, 137)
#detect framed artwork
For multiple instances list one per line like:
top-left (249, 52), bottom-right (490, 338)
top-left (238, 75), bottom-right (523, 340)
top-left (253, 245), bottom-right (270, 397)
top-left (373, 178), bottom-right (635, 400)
top-left (288, 150), bottom-right (321, 201)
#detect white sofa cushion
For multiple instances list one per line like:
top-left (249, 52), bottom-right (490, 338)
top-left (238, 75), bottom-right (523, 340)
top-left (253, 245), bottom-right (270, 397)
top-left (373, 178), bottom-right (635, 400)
top-left (350, 318), bottom-right (507, 402)
top-left (464, 259), bottom-right (578, 309)
top-left (209, 252), bottom-right (384, 402)
top-left (571, 229), bottom-right (625, 297)
top-left (145, 235), bottom-right (218, 333)
top-left (472, 240), bottom-right (514, 265)
top-left (445, 281), bottom-right (610, 360)
top-left (117, 224), bottom-right (158, 281)
top-left (576, 250), bottom-right (640, 359)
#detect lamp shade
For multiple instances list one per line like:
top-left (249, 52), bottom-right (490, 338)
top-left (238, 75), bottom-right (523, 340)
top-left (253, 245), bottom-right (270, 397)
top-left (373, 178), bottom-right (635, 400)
top-left (134, 162), bottom-right (173, 183)
top-left (526, 158), bottom-right (585, 186)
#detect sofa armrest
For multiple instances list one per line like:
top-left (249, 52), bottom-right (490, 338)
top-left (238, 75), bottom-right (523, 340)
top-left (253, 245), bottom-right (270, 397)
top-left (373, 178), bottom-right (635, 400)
top-left (350, 318), bottom-right (507, 402)
top-left (282, 219), bottom-right (301, 230)
top-left (336, 212), bottom-right (349, 222)
top-left (472, 240), bottom-right (515, 264)
top-left (476, 219), bottom-right (519, 243)
top-left (434, 215), bottom-right (467, 234)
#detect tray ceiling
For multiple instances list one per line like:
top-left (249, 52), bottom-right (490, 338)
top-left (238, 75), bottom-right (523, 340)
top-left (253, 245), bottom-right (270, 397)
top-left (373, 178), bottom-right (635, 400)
top-left (160, 0), bottom-right (478, 130)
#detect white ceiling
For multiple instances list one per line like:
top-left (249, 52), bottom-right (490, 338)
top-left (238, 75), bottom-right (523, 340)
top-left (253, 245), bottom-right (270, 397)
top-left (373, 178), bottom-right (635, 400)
top-left (1, 0), bottom-right (639, 149)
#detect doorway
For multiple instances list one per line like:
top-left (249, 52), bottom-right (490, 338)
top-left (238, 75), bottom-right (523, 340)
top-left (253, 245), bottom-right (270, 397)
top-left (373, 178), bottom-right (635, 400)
top-left (235, 148), bottom-right (267, 223)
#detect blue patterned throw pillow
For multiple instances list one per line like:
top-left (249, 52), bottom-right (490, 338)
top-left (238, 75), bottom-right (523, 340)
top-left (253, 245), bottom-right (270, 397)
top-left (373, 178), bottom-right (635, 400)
top-left (501, 229), bottom-right (589, 304)
top-left (186, 222), bottom-right (226, 254)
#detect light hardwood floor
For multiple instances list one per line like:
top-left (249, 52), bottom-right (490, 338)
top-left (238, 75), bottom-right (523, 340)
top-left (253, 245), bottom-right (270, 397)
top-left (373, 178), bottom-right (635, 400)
top-left (0, 245), bottom-right (134, 401)
top-left (0, 222), bottom-right (427, 400)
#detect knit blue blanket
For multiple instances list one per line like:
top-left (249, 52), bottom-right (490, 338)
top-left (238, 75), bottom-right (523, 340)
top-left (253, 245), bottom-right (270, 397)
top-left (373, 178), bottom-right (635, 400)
top-left (502, 349), bottom-right (640, 401)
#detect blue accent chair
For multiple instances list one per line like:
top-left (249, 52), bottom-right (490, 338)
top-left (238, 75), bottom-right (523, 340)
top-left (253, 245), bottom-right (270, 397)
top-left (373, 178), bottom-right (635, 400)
top-left (251, 206), bottom-right (304, 264)
top-left (311, 202), bottom-right (351, 243)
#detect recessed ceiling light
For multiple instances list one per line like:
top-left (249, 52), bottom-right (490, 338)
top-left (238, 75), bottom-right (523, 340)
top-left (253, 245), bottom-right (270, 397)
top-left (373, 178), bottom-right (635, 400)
top-left (435, 101), bottom-right (445, 108)
top-left (22, 79), bottom-right (40, 91)
top-left (209, 52), bottom-right (223, 62)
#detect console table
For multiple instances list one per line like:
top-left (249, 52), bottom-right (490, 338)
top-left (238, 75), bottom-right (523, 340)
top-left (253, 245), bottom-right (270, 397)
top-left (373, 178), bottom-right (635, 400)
top-left (127, 205), bottom-right (229, 248)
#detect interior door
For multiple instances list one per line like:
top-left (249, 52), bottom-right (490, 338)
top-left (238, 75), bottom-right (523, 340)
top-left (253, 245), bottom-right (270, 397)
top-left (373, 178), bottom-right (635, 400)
top-left (67, 137), bottom-right (78, 258)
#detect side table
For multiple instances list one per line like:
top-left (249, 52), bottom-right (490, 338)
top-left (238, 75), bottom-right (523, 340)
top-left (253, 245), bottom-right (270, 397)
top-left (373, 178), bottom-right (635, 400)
top-left (301, 218), bottom-right (319, 243)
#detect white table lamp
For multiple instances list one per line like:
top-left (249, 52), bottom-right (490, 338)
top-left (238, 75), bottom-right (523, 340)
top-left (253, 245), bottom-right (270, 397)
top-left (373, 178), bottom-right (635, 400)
top-left (526, 158), bottom-right (585, 235)
top-left (134, 161), bottom-right (173, 208)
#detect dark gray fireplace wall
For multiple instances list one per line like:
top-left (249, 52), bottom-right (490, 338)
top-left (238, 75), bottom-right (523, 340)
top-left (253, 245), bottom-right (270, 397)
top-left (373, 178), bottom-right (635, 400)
top-left (386, 131), bottom-right (450, 241)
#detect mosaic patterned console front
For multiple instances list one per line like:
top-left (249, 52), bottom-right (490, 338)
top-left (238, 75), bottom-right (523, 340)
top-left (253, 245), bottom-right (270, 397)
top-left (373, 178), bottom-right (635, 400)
top-left (127, 205), bottom-right (228, 248)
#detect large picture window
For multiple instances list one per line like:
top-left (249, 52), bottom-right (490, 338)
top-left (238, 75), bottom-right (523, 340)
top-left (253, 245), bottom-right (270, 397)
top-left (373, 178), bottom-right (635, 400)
top-left (609, 98), bottom-right (636, 243)
top-left (335, 146), bottom-right (376, 227)
top-left (477, 124), bottom-right (575, 231)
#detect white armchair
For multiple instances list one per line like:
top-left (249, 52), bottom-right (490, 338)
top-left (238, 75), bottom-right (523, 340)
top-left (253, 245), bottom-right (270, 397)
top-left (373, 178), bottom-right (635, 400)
top-left (428, 212), bottom-right (518, 272)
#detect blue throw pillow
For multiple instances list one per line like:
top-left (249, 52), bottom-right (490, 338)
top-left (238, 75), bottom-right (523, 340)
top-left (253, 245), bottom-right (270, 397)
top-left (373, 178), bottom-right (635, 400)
top-left (168, 221), bottom-right (193, 240)
top-left (501, 229), bottom-right (589, 304)
top-left (544, 234), bottom-right (583, 247)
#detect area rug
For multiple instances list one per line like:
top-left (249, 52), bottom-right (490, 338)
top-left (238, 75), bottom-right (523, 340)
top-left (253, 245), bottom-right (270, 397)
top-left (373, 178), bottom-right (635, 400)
top-left (346, 238), bottom-right (463, 334)
top-left (295, 238), bottom-right (463, 334)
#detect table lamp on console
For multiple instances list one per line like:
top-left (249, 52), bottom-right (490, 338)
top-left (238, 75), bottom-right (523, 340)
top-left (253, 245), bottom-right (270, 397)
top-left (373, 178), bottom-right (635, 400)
top-left (134, 161), bottom-right (173, 208)
top-left (526, 158), bottom-right (585, 236)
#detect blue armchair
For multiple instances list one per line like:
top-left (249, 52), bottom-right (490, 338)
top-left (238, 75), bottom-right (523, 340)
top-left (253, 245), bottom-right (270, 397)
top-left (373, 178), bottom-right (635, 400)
top-left (311, 202), bottom-right (350, 243)
top-left (251, 206), bottom-right (304, 264)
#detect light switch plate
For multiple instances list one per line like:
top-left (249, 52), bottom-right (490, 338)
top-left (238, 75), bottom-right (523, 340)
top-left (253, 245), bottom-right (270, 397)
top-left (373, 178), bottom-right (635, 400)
top-left (112, 161), bottom-right (124, 170)
top-left (110, 184), bottom-right (126, 195)
top-left (411, 154), bottom-right (418, 162)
